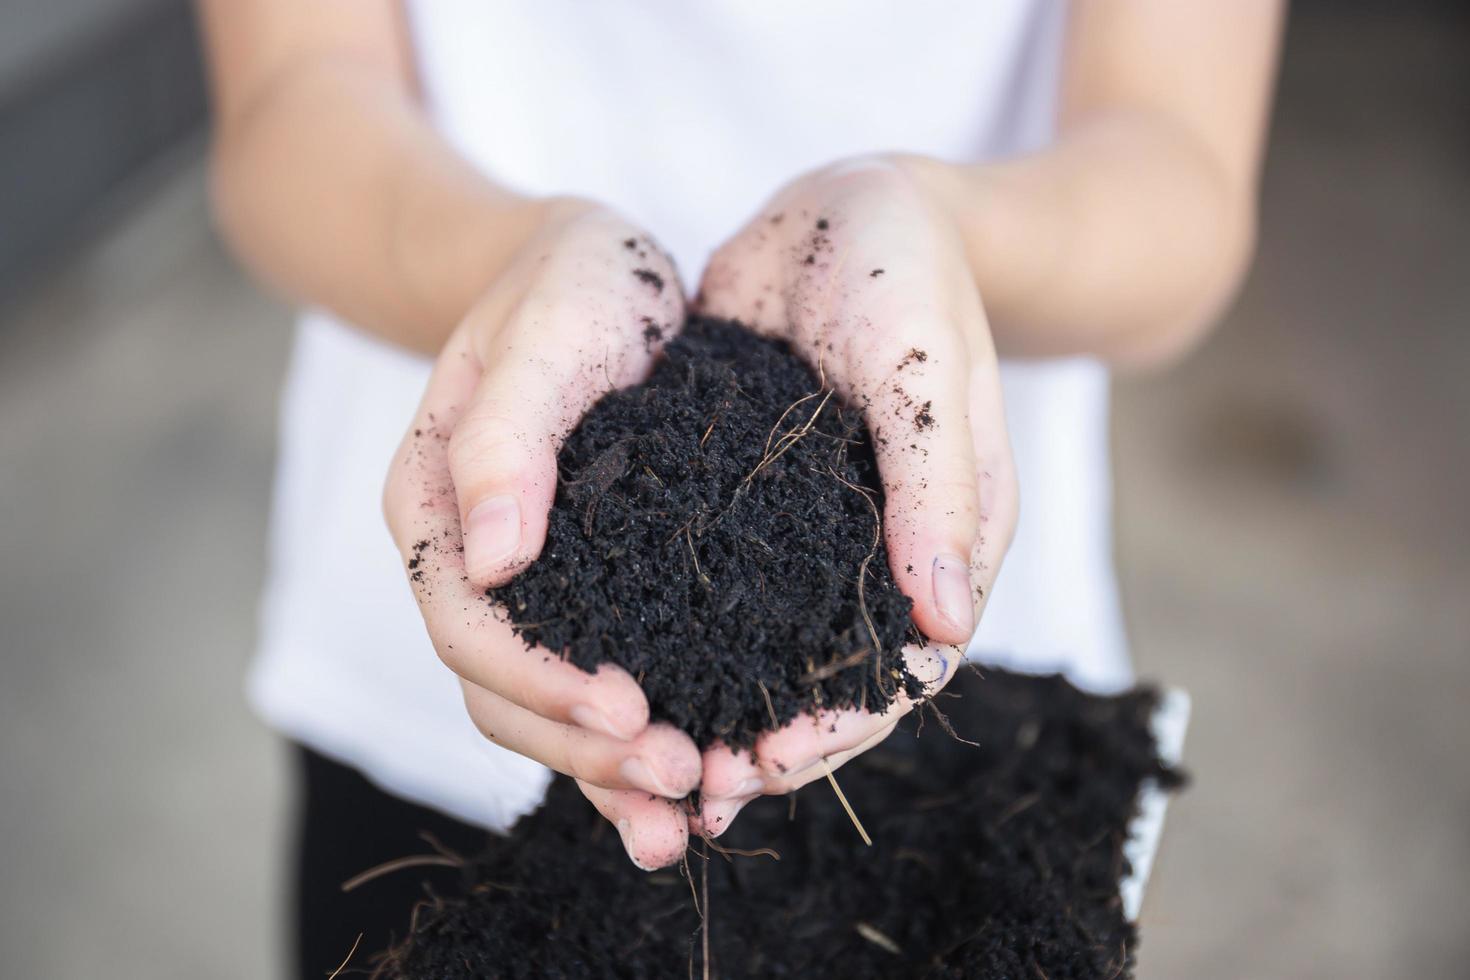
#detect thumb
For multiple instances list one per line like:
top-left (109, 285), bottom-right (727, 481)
top-left (856, 319), bottom-right (1018, 648)
top-left (872, 349), bottom-right (983, 646)
top-left (447, 349), bottom-right (565, 588)
top-left (449, 304), bottom-right (676, 588)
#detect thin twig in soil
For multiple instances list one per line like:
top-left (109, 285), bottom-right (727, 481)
top-left (854, 921), bottom-right (903, 955)
top-left (417, 830), bottom-right (465, 864)
top-left (700, 838), bottom-right (712, 980)
top-left (341, 853), bottom-right (461, 893)
top-left (705, 838), bottom-right (782, 861)
top-left (679, 851), bottom-right (701, 921)
top-left (912, 791), bottom-right (968, 812)
top-left (756, 679), bottom-right (779, 729)
top-left (743, 387), bottom-right (835, 484)
top-left (798, 648), bottom-right (873, 684)
top-left (327, 933), bottom-right (362, 980)
top-left (921, 697), bottom-right (981, 747)
top-left (665, 514), bottom-right (696, 547)
top-left (685, 525), bottom-right (706, 582)
top-left (996, 791), bottom-right (1042, 827)
top-left (822, 464), bottom-right (886, 691)
top-left (761, 390), bottom-right (820, 457)
top-left (894, 847), bottom-right (940, 875)
top-left (823, 759), bottom-right (872, 847)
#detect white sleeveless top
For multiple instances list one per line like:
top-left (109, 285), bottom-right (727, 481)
top-left (249, 0), bottom-right (1132, 831)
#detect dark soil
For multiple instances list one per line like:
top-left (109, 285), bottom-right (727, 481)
top-left (490, 318), bottom-right (922, 750)
top-left (374, 668), bottom-right (1185, 979)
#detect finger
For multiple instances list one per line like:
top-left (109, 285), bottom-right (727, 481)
top-left (695, 716), bottom-right (903, 838)
top-left (384, 334), bottom-right (650, 739)
top-left (462, 682), bottom-right (700, 796)
top-left (753, 641), bottom-right (956, 779)
top-left (853, 317), bottom-right (987, 646)
top-left (698, 641), bottom-right (951, 808)
top-left (690, 793), bottom-right (759, 839)
top-left (754, 704), bottom-right (897, 780)
top-left (697, 743), bottom-right (768, 801)
top-left (707, 169), bottom-right (1017, 647)
top-left (579, 780), bottom-right (690, 870)
top-left (451, 225), bottom-right (683, 588)
top-left (761, 718), bottom-right (901, 796)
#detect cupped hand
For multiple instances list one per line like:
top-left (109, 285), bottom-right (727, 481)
top-left (690, 158), bottom-right (1019, 836)
top-left (384, 201), bottom-right (697, 869)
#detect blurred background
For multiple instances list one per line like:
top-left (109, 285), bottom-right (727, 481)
top-left (1, 2), bottom-right (1466, 977)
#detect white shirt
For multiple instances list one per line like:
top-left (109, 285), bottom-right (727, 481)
top-left (249, 0), bottom-right (1132, 831)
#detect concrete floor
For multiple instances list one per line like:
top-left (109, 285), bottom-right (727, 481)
top-left (1, 7), bottom-right (1467, 979)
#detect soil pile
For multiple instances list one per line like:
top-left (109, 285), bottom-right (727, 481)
top-left (378, 668), bottom-right (1184, 979)
top-left (490, 318), bottom-right (922, 749)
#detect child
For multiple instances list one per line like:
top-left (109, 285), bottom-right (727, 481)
top-left (198, 1), bottom-right (1281, 973)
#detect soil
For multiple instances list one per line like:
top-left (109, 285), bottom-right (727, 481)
top-left (489, 318), bottom-right (922, 750)
top-left (374, 668), bottom-right (1185, 979)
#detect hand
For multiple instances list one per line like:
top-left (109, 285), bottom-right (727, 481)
top-left (384, 201), bottom-right (698, 869)
top-left (690, 157), bottom-right (1019, 836)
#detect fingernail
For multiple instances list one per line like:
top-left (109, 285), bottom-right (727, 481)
top-left (464, 494), bottom-right (521, 575)
top-left (570, 703), bottom-right (636, 741)
top-left (619, 756), bottom-right (679, 798)
top-left (932, 553), bottom-right (975, 636)
top-left (906, 646), bottom-right (951, 687)
top-left (701, 797), bottom-right (753, 838)
top-left (615, 818), bottom-right (656, 871)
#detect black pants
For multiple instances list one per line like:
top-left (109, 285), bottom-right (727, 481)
top-left (294, 746), bottom-right (486, 978)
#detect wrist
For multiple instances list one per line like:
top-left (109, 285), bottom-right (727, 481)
top-left (890, 154), bottom-right (1056, 357)
top-left (392, 191), bottom-right (603, 355)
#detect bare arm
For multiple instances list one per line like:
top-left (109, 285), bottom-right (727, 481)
top-left (200, 0), bottom-right (699, 869)
top-left (692, 0), bottom-right (1283, 831)
top-left (906, 0), bottom-right (1285, 367)
top-left (197, 0), bottom-right (553, 354)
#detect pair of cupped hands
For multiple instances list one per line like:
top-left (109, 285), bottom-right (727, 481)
top-left (383, 156), bottom-right (1018, 869)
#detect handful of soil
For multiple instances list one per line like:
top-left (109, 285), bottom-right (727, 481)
top-left (490, 318), bottom-right (922, 749)
top-left (374, 669), bottom-right (1186, 979)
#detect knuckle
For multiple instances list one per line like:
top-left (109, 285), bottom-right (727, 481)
top-left (446, 421), bottom-right (524, 484)
top-left (435, 637), bottom-right (473, 678)
top-left (560, 741), bottom-right (598, 785)
top-left (460, 686), bottom-right (500, 738)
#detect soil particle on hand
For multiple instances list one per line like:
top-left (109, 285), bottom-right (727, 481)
top-left (488, 318), bottom-right (921, 750)
top-left (408, 539), bottom-right (431, 584)
top-left (379, 669), bottom-right (1185, 979)
top-left (870, 268), bottom-right (885, 278)
top-left (914, 400), bottom-right (935, 431)
top-left (631, 268), bottom-right (665, 293)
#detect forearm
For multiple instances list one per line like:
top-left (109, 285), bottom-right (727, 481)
top-left (208, 58), bottom-right (551, 354)
top-left (905, 110), bottom-right (1256, 369)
